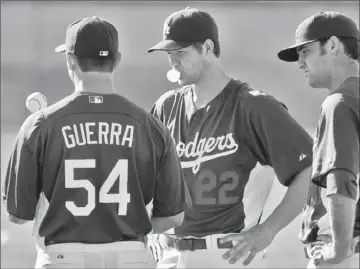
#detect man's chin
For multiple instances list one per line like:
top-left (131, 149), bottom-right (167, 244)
top-left (307, 79), bottom-right (323, 89)
top-left (304, 76), bottom-right (316, 88)
top-left (177, 79), bottom-right (190, 87)
top-left (304, 75), bottom-right (325, 89)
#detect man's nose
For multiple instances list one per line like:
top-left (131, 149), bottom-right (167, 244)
top-left (168, 56), bottom-right (180, 68)
top-left (297, 56), bottom-right (305, 70)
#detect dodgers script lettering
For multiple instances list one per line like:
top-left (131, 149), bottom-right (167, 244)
top-left (176, 132), bottom-right (239, 174)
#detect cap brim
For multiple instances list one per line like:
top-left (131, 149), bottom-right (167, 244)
top-left (55, 44), bottom-right (67, 53)
top-left (147, 40), bottom-right (194, 53)
top-left (277, 40), bottom-right (316, 62)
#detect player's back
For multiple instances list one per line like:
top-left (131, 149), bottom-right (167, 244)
top-left (33, 92), bottom-right (170, 245)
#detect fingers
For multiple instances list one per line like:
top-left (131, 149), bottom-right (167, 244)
top-left (316, 234), bottom-right (332, 244)
top-left (223, 239), bottom-right (246, 259)
top-left (311, 246), bottom-right (326, 267)
top-left (311, 241), bottom-right (326, 248)
top-left (312, 252), bottom-right (324, 266)
top-left (230, 245), bottom-right (253, 264)
top-left (149, 245), bottom-right (157, 262)
top-left (243, 250), bottom-right (257, 266)
top-left (154, 243), bottom-right (164, 262)
top-left (310, 245), bottom-right (324, 257)
top-left (221, 233), bottom-right (249, 264)
top-left (223, 241), bottom-right (252, 264)
top-left (151, 245), bottom-right (158, 262)
top-left (220, 234), bottom-right (243, 243)
top-left (148, 238), bottom-right (164, 262)
top-left (261, 249), bottom-right (267, 259)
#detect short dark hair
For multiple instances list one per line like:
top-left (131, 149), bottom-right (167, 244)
top-left (319, 36), bottom-right (359, 60)
top-left (76, 56), bottom-right (117, 73)
top-left (193, 39), bottom-right (221, 58)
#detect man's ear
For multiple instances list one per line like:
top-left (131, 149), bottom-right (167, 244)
top-left (113, 52), bottom-right (122, 69)
top-left (66, 51), bottom-right (76, 70)
top-left (203, 39), bottom-right (215, 55)
top-left (326, 36), bottom-right (341, 55)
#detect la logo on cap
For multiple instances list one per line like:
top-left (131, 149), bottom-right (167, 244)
top-left (163, 25), bottom-right (171, 39)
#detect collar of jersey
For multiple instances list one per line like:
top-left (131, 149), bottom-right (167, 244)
top-left (184, 78), bottom-right (238, 111)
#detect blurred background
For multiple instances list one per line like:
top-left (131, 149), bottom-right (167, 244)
top-left (1, 1), bottom-right (359, 268)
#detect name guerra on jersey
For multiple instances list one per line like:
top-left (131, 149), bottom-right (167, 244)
top-left (62, 122), bottom-right (135, 149)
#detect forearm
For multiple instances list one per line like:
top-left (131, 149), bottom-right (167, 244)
top-left (151, 212), bottom-right (184, 234)
top-left (327, 193), bottom-right (356, 260)
top-left (262, 166), bottom-right (311, 237)
top-left (324, 170), bottom-right (358, 261)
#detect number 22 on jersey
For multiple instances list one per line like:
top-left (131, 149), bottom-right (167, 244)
top-left (65, 159), bottom-right (131, 216)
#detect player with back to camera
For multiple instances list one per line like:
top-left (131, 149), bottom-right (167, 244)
top-left (147, 6), bottom-right (314, 268)
top-left (278, 11), bottom-right (360, 269)
top-left (2, 16), bottom-right (190, 269)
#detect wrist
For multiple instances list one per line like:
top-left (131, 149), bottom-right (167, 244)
top-left (322, 245), bottom-right (349, 264)
top-left (258, 221), bottom-right (277, 239)
top-left (332, 242), bottom-right (351, 260)
top-left (323, 254), bottom-right (346, 264)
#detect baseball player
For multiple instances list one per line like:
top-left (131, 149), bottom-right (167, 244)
top-left (147, 7), bottom-right (314, 268)
top-left (2, 16), bottom-right (190, 269)
top-left (278, 11), bottom-right (359, 269)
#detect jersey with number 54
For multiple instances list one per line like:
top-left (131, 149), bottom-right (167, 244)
top-left (3, 92), bottom-right (189, 245)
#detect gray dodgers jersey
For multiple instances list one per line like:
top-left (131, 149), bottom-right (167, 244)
top-left (151, 79), bottom-right (313, 237)
top-left (300, 77), bottom-right (360, 244)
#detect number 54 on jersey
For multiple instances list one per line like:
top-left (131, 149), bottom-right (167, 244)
top-left (65, 159), bottom-right (130, 216)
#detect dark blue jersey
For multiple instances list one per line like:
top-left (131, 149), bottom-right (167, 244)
top-left (3, 91), bottom-right (190, 245)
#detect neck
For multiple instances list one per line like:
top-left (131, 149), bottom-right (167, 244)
top-left (328, 61), bottom-right (359, 93)
top-left (192, 61), bottom-right (231, 109)
top-left (74, 72), bottom-right (116, 94)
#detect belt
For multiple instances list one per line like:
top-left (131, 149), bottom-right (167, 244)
top-left (304, 241), bottom-right (360, 259)
top-left (45, 237), bottom-right (145, 246)
top-left (164, 236), bottom-right (234, 251)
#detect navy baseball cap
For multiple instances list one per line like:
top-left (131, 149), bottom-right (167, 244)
top-left (278, 11), bottom-right (360, 62)
top-left (55, 16), bottom-right (119, 59)
top-left (148, 7), bottom-right (219, 53)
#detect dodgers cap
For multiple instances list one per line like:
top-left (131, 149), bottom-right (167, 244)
top-left (55, 16), bottom-right (119, 59)
top-left (278, 11), bottom-right (360, 62)
top-left (148, 7), bottom-right (219, 53)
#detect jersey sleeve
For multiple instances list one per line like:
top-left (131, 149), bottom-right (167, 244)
top-left (150, 90), bottom-right (175, 121)
top-left (2, 111), bottom-right (44, 220)
top-left (312, 97), bottom-right (359, 200)
top-left (241, 92), bottom-right (313, 186)
top-left (147, 115), bottom-right (191, 218)
top-left (153, 130), bottom-right (191, 217)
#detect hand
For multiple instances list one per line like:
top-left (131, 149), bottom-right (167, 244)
top-left (315, 234), bottom-right (332, 244)
top-left (220, 224), bottom-right (275, 266)
top-left (311, 243), bottom-right (337, 266)
top-left (307, 234), bottom-right (332, 258)
top-left (311, 243), bottom-right (350, 266)
top-left (147, 234), bottom-right (165, 262)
